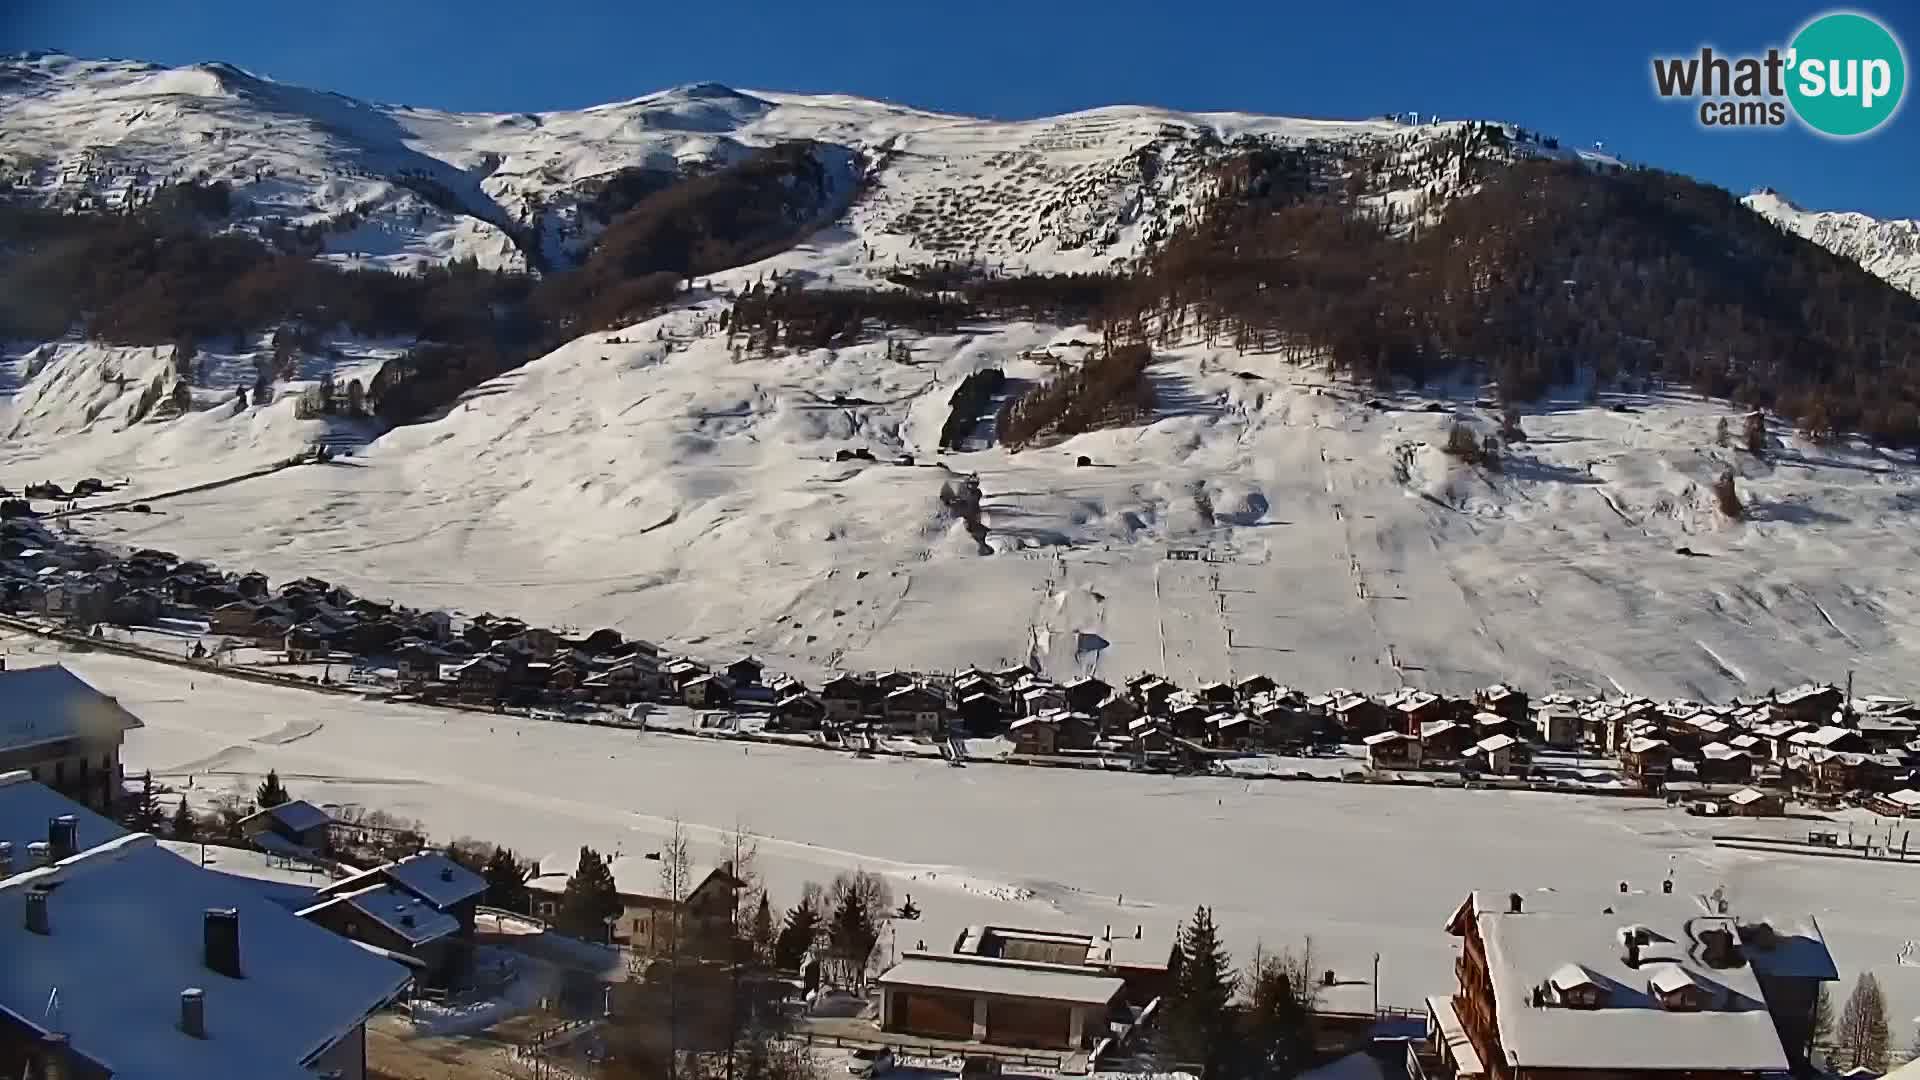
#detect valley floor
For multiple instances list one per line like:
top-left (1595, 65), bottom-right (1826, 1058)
top-left (19, 643), bottom-right (1920, 1038)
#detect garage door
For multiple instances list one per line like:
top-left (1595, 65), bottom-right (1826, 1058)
top-left (986, 1000), bottom-right (1072, 1049)
top-left (895, 992), bottom-right (974, 1039)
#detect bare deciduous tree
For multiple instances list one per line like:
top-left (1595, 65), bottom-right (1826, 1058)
top-left (1836, 971), bottom-right (1891, 1072)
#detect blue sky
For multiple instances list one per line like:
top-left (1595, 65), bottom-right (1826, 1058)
top-left (12, 0), bottom-right (1918, 217)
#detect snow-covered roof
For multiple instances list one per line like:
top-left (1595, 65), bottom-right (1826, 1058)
top-left (375, 851), bottom-right (486, 908)
top-left (0, 663), bottom-right (144, 753)
top-left (1888, 789), bottom-right (1920, 807)
top-left (1468, 891), bottom-right (1793, 1072)
top-left (1363, 731), bottom-right (1408, 746)
top-left (304, 883), bottom-right (460, 945)
top-left (240, 799), bottom-right (333, 834)
top-left (326, 851), bottom-right (485, 910)
top-left (0, 834), bottom-right (408, 1080)
top-left (0, 769), bottom-right (125, 857)
top-left (877, 952), bottom-right (1125, 1006)
top-left (1626, 736), bottom-right (1668, 754)
top-left (1727, 787), bottom-right (1770, 805)
top-left (1477, 734), bottom-right (1519, 753)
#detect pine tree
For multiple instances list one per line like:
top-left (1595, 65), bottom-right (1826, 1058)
top-left (169, 798), bottom-right (197, 841)
top-left (482, 847), bottom-right (531, 914)
top-left (555, 846), bottom-right (622, 943)
top-left (125, 770), bottom-right (162, 832)
top-left (750, 892), bottom-right (776, 965)
top-left (829, 887), bottom-right (879, 991)
top-left (253, 769), bottom-right (289, 809)
top-left (1712, 468), bottom-right (1743, 519)
top-left (1744, 411), bottom-right (1768, 455)
top-left (1715, 417), bottom-right (1731, 448)
top-left (1166, 906), bottom-right (1238, 1076)
top-left (1836, 972), bottom-right (1891, 1071)
top-left (774, 896), bottom-right (820, 971)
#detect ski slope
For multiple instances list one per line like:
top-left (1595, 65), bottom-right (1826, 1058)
top-left (19, 285), bottom-right (1920, 701)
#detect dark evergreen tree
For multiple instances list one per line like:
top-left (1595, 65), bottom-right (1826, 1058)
top-left (253, 769), bottom-right (289, 809)
top-left (774, 896), bottom-right (819, 971)
top-left (829, 887), bottom-right (880, 990)
top-left (169, 798), bottom-right (197, 841)
top-left (555, 846), bottom-right (622, 943)
top-left (124, 770), bottom-right (163, 832)
top-left (482, 847), bottom-right (531, 914)
top-left (1165, 906), bottom-right (1238, 1078)
top-left (1238, 949), bottom-right (1312, 1078)
top-left (750, 892), bottom-right (776, 964)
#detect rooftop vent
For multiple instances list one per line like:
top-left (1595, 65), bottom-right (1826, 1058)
top-left (1509, 892), bottom-right (1524, 914)
top-left (440, 866), bottom-right (454, 882)
top-left (27, 841), bottom-right (50, 869)
top-left (180, 988), bottom-right (206, 1038)
top-left (0, 841), bottom-right (12, 878)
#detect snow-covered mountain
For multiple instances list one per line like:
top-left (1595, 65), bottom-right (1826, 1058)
top-left (5, 52), bottom-right (1920, 702)
top-left (0, 51), bottom-right (1568, 277)
top-left (1744, 189), bottom-right (1920, 298)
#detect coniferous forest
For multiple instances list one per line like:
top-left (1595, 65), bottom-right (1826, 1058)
top-left (3, 131), bottom-right (1917, 444)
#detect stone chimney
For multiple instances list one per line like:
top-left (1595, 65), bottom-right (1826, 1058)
top-left (440, 866), bottom-right (454, 883)
top-left (25, 888), bottom-right (49, 935)
top-left (28, 841), bottom-right (50, 869)
top-left (204, 908), bottom-right (242, 978)
top-left (180, 988), bottom-right (206, 1038)
top-left (1509, 892), bottom-right (1524, 914)
top-left (0, 841), bottom-right (12, 879)
top-left (48, 816), bottom-right (78, 861)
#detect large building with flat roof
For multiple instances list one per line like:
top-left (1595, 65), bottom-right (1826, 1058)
top-left (878, 951), bottom-right (1126, 1050)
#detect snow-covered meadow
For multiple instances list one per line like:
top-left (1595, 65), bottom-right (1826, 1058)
top-left (16, 645), bottom-right (1916, 1031)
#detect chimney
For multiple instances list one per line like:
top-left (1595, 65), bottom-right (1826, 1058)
top-left (1136, 924), bottom-right (1143, 940)
top-left (204, 908), bottom-right (242, 978)
top-left (1619, 880), bottom-right (1629, 894)
top-left (180, 988), bottom-right (206, 1038)
top-left (401, 913), bottom-right (415, 929)
top-left (1509, 892), bottom-right (1524, 914)
top-left (49, 816), bottom-right (77, 861)
top-left (1103, 924), bottom-right (1111, 939)
top-left (440, 866), bottom-right (454, 883)
top-left (28, 841), bottom-right (50, 869)
top-left (1625, 937), bottom-right (1642, 968)
top-left (0, 841), bottom-right (12, 878)
top-left (25, 888), bottom-right (49, 934)
top-left (1662, 878), bottom-right (1674, 895)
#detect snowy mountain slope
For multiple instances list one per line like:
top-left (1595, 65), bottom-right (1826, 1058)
top-left (29, 266), bottom-right (1920, 702)
top-left (1744, 189), bottom-right (1920, 298)
top-left (0, 52), bottom-right (1562, 278)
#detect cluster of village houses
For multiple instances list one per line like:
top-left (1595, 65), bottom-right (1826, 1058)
top-left (11, 507), bottom-right (1920, 819)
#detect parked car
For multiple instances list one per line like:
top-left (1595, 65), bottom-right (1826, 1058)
top-left (847, 1047), bottom-right (894, 1077)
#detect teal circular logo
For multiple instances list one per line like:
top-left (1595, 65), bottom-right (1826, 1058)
top-left (1787, 12), bottom-right (1906, 136)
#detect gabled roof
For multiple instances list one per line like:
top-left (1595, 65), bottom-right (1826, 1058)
top-left (301, 883), bottom-right (460, 946)
top-left (323, 851), bottom-right (485, 910)
top-left (0, 663), bottom-right (144, 754)
top-left (1476, 733), bottom-right (1519, 753)
top-left (0, 833), bottom-right (408, 1080)
top-left (240, 799), bottom-right (332, 835)
top-left (1727, 787), bottom-right (1771, 805)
